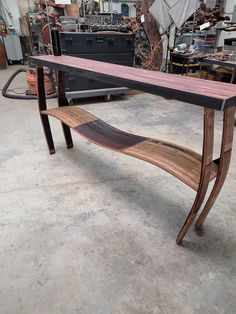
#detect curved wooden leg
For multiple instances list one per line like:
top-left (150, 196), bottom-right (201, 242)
top-left (176, 108), bottom-right (215, 244)
top-left (57, 70), bottom-right (73, 149)
top-left (195, 106), bottom-right (236, 229)
top-left (37, 66), bottom-right (55, 154)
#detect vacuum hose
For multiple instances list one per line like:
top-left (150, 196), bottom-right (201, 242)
top-left (2, 68), bottom-right (57, 99)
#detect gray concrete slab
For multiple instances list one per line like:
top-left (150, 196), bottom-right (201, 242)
top-left (0, 65), bottom-right (235, 314)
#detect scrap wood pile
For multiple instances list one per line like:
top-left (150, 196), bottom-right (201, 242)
top-left (223, 24), bottom-right (236, 31)
top-left (123, 4), bottom-right (142, 33)
top-left (206, 52), bottom-right (233, 62)
top-left (137, 40), bottom-right (164, 70)
top-left (123, 1), bottom-right (163, 71)
top-left (196, 1), bottom-right (222, 26)
top-left (123, 16), bottom-right (140, 33)
top-left (196, 0), bottom-right (236, 30)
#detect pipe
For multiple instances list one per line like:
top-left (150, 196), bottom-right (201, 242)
top-left (2, 68), bottom-right (57, 100)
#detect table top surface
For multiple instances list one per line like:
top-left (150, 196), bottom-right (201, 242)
top-left (31, 55), bottom-right (236, 111)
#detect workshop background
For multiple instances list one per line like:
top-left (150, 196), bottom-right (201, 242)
top-left (0, 1), bottom-right (236, 313)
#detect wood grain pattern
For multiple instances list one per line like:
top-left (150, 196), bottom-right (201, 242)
top-left (176, 108), bottom-right (215, 244)
top-left (195, 106), bottom-right (236, 228)
top-left (31, 55), bottom-right (236, 110)
top-left (41, 106), bottom-right (218, 191)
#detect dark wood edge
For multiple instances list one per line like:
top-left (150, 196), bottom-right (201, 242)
top-left (31, 58), bottom-right (228, 111)
top-left (36, 65), bottom-right (55, 154)
top-left (57, 70), bottom-right (73, 149)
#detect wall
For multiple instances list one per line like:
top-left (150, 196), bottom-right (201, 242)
top-left (102, 1), bottom-right (136, 17)
top-left (218, 0), bottom-right (236, 47)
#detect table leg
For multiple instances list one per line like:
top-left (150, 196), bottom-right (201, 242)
top-left (230, 68), bottom-right (236, 84)
top-left (57, 70), bottom-right (73, 149)
top-left (36, 65), bottom-right (55, 154)
top-left (176, 108), bottom-right (215, 244)
top-left (195, 106), bottom-right (235, 229)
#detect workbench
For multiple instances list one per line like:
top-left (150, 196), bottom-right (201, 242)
top-left (31, 55), bottom-right (236, 244)
top-left (200, 57), bottom-right (236, 83)
top-left (169, 52), bottom-right (201, 75)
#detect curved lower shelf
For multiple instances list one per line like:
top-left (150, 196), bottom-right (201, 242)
top-left (42, 106), bottom-right (218, 191)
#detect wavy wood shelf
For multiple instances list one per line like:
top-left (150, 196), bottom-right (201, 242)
top-left (42, 106), bottom-right (218, 191)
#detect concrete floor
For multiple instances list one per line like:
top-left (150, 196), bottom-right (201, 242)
top-left (0, 65), bottom-right (235, 314)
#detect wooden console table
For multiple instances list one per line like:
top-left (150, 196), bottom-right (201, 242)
top-left (31, 55), bottom-right (236, 244)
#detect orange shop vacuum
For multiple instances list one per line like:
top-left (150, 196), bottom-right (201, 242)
top-left (2, 67), bottom-right (57, 100)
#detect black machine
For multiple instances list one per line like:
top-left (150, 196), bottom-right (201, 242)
top-left (60, 32), bottom-right (135, 99)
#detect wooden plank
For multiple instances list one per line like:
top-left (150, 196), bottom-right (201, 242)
top-left (176, 108), bottom-right (215, 244)
top-left (41, 106), bottom-right (218, 190)
top-left (195, 106), bottom-right (236, 228)
top-left (57, 70), bottom-right (73, 149)
top-left (36, 66), bottom-right (55, 154)
top-left (31, 55), bottom-right (236, 110)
